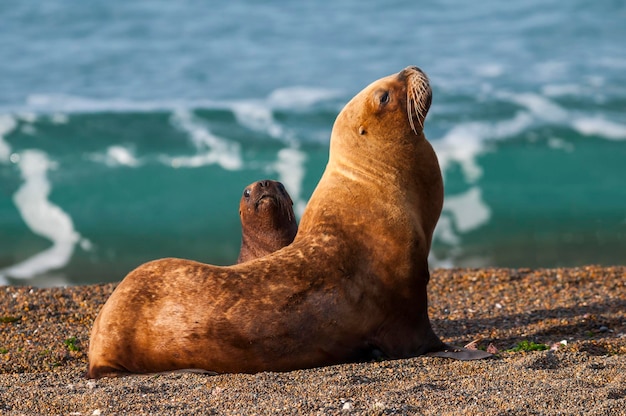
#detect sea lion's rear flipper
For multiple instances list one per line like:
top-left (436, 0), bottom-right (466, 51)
top-left (426, 344), bottom-right (492, 361)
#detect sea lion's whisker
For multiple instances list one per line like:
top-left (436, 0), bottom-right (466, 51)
top-left (407, 87), bottom-right (417, 135)
top-left (412, 76), bottom-right (429, 130)
top-left (406, 71), bottom-right (430, 133)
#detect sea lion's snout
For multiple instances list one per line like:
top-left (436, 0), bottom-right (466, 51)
top-left (396, 66), bottom-right (425, 82)
top-left (255, 193), bottom-right (277, 208)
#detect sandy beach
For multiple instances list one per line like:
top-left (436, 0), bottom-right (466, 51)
top-left (1, 266), bottom-right (625, 415)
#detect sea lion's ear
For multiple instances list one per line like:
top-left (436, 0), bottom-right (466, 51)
top-left (426, 345), bottom-right (493, 361)
top-left (359, 126), bottom-right (366, 135)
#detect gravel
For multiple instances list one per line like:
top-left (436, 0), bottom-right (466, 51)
top-left (1, 266), bottom-right (625, 415)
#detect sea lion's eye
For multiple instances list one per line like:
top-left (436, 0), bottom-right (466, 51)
top-left (244, 189), bottom-right (251, 198)
top-left (380, 91), bottom-right (389, 104)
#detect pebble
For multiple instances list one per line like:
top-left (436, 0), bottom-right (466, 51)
top-left (372, 401), bottom-right (385, 410)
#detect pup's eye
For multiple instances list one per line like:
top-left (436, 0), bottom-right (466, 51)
top-left (243, 189), bottom-right (251, 198)
top-left (380, 91), bottom-right (389, 104)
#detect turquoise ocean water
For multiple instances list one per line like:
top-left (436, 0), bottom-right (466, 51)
top-left (1, 1), bottom-right (625, 286)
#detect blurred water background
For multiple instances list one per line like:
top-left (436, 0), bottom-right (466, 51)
top-left (1, 1), bottom-right (625, 286)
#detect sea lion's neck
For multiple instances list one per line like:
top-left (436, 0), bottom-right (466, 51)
top-left (298, 135), bottom-right (443, 247)
top-left (331, 153), bottom-right (401, 189)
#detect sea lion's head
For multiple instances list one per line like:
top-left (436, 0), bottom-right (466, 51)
top-left (237, 179), bottom-right (298, 263)
top-left (239, 180), bottom-right (296, 231)
top-left (301, 66), bottom-right (441, 247)
top-left (327, 66), bottom-right (434, 180)
top-left (335, 65), bottom-right (431, 144)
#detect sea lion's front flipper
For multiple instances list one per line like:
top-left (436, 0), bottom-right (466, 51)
top-left (426, 344), bottom-right (492, 361)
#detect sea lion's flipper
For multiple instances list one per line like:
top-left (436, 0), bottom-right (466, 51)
top-left (426, 344), bottom-right (492, 361)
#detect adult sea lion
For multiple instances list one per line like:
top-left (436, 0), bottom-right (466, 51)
top-left (237, 179), bottom-right (298, 263)
top-left (87, 66), bottom-right (490, 379)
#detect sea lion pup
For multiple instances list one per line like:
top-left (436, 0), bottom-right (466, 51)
top-left (87, 66), bottom-right (490, 379)
top-left (237, 179), bottom-right (298, 263)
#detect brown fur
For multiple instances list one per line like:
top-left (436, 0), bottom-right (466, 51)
top-left (237, 180), bottom-right (297, 263)
top-left (87, 67), bottom-right (488, 379)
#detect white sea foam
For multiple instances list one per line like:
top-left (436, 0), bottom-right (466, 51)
top-left (499, 90), bottom-right (626, 141)
top-left (50, 113), bottom-right (69, 124)
top-left (21, 87), bottom-right (341, 116)
top-left (0, 150), bottom-right (83, 283)
top-left (229, 86), bottom-right (340, 145)
top-left (534, 60), bottom-right (569, 82)
top-left (500, 92), bottom-right (568, 123)
top-left (586, 75), bottom-right (605, 88)
top-left (18, 112), bottom-right (37, 123)
top-left (168, 109), bottom-right (243, 170)
top-left (429, 88), bottom-right (626, 268)
top-left (231, 87), bottom-right (339, 143)
top-left (443, 187), bottom-right (491, 233)
top-left (499, 91), bottom-right (626, 138)
top-left (90, 145), bottom-right (141, 167)
top-left (474, 64), bottom-right (504, 78)
top-left (0, 114), bottom-right (18, 163)
top-left (231, 101), bottom-right (292, 143)
top-left (274, 147), bottom-right (308, 217)
top-left (430, 93), bottom-right (541, 263)
top-left (434, 216), bottom-right (460, 246)
top-left (573, 117), bottom-right (626, 140)
top-left (434, 91), bottom-right (576, 184)
top-left (164, 152), bottom-right (234, 169)
top-left (431, 90), bottom-right (607, 267)
top-left (547, 137), bottom-right (574, 152)
top-left (20, 124), bottom-right (37, 136)
top-left (433, 187), bottom-right (491, 268)
top-left (87, 145), bottom-right (141, 167)
top-left (267, 86), bottom-right (341, 109)
top-left (25, 94), bottom-right (209, 114)
top-left (433, 124), bottom-right (487, 183)
top-left (542, 84), bottom-right (583, 97)
top-left (428, 252), bottom-right (456, 269)
top-left (429, 186), bottom-right (491, 267)
top-left (107, 145), bottom-right (140, 167)
top-left (433, 112), bottom-right (533, 183)
top-left (18, 89), bottom-right (341, 152)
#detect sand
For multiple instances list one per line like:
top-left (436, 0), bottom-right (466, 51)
top-left (1, 266), bottom-right (624, 415)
